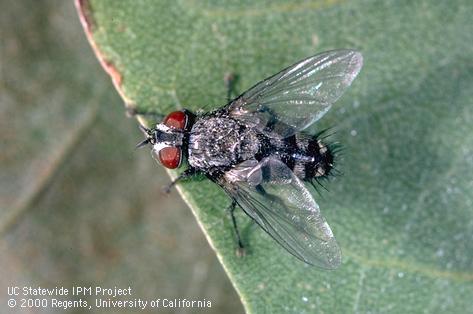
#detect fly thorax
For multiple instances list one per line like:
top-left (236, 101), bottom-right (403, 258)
top-left (188, 117), bottom-right (260, 169)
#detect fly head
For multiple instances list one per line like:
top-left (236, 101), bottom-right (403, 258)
top-left (136, 110), bottom-right (191, 169)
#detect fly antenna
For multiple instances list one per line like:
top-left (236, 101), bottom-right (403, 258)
top-left (135, 138), bottom-right (150, 149)
top-left (136, 125), bottom-right (154, 149)
top-left (138, 124), bottom-right (151, 136)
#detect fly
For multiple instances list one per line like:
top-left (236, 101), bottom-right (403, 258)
top-left (136, 50), bottom-right (363, 269)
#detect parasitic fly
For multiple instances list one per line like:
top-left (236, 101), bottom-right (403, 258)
top-left (136, 50), bottom-right (363, 269)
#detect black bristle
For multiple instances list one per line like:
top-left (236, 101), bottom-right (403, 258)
top-left (314, 177), bottom-right (329, 192)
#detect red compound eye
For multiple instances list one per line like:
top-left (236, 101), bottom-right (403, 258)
top-left (163, 111), bottom-right (187, 130)
top-left (158, 147), bottom-right (182, 169)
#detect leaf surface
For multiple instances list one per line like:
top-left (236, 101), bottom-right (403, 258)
top-left (78, 0), bottom-right (473, 312)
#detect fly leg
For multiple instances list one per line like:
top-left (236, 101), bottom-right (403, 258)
top-left (224, 73), bottom-right (240, 103)
top-left (163, 167), bottom-right (197, 193)
top-left (228, 200), bottom-right (245, 257)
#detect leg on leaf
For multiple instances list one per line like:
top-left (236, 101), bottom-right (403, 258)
top-left (228, 200), bottom-right (245, 257)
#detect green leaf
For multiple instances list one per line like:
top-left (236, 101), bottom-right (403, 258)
top-left (78, 0), bottom-right (473, 312)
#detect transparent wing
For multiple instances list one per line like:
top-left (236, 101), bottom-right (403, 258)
top-left (227, 50), bottom-right (363, 138)
top-left (218, 157), bottom-right (341, 268)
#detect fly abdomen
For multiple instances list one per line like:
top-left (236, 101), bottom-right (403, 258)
top-left (281, 133), bottom-right (334, 182)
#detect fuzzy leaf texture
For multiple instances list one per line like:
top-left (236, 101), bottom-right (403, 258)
top-left (77, 0), bottom-right (473, 313)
